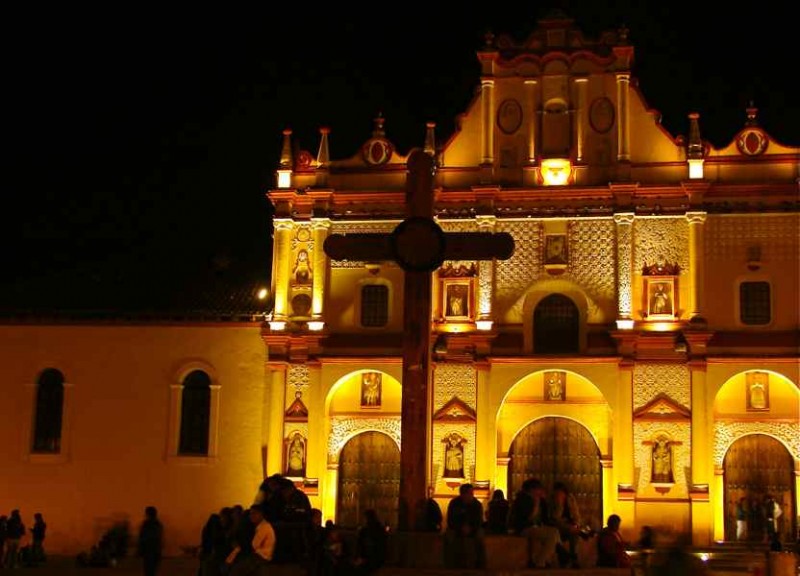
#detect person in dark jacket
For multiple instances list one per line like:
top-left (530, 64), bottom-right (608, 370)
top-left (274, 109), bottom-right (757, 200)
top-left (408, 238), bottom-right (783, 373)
top-left (137, 506), bottom-right (164, 576)
top-left (30, 512), bottom-right (47, 565)
top-left (353, 509), bottom-right (387, 575)
top-left (444, 483), bottom-right (485, 568)
top-left (508, 479), bottom-right (559, 568)
top-left (485, 489), bottom-right (510, 534)
top-left (4, 510), bottom-right (25, 569)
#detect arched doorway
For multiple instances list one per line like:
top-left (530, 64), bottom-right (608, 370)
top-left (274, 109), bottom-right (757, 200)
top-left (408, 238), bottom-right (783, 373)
top-left (534, 294), bottom-right (579, 353)
top-left (723, 434), bottom-right (795, 542)
top-left (508, 417), bottom-right (602, 529)
top-left (337, 431), bottom-right (400, 529)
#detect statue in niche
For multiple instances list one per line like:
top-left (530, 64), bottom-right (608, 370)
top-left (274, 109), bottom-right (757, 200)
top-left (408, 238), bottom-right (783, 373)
top-left (544, 235), bottom-right (568, 265)
top-left (747, 372), bottom-right (769, 411)
top-left (293, 249), bottom-right (312, 285)
top-left (651, 436), bottom-right (674, 483)
top-left (545, 371), bottom-right (566, 401)
top-left (650, 283), bottom-right (671, 315)
top-left (360, 372), bottom-right (382, 408)
top-left (443, 434), bottom-right (465, 478)
top-left (285, 433), bottom-right (306, 477)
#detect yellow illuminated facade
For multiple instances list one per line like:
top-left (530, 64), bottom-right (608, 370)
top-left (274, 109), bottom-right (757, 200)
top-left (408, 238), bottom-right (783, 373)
top-left (0, 12), bottom-right (797, 558)
top-left (264, 13), bottom-right (799, 546)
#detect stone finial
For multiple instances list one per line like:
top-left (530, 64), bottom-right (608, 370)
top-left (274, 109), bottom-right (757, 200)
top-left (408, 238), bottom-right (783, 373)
top-left (279, 128), bottom-right (293, 168)
top-left (424, 122), bottom-right (436, 157)
top-left (746, 102), bottom-right (759, 126)
top-left (687, 113), bottom-right (704, 159)
top-left (316, 127), bottom-right (330, 168)
top-left (483, 30), bottom-right (495, 50)
top-left (617, 23), bottom-right (630, 45)
top-left (372, 113), bottom-right (386, 137)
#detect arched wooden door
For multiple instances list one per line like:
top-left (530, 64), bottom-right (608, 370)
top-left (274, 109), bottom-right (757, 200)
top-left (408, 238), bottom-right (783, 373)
top-left (337, 431), bottom-right (400, 529)
top-left (723, 434), bottom-right (795, 543)
top-left (508, 417), bottom-right (602, 530)
top-left (534, 294), bottom-right (579, 353)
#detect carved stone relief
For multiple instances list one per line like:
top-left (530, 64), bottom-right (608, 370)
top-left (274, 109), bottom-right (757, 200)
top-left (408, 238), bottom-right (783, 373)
top-left (496, 220), bottom-right (543, 318)
top-left (562, 220), bottom-right (616, 320)
top-left (327, 417), bottom-right (401, 463)
top-left (705, 215), bottom-right (800, 262)
top-left (633, 421), bottom-right (690, 497)
top-left (287, 364), bottom-right (310, 407)
top-left (633, 363), bottom-right (690, 410)
top-left (438, 219), bottom-right (479, 233)
top-left (433, 422), bottom-right (477, 483)
top-left (713, 421), bottom-right (800, 467)
top-left (434, 363), bottom-right (477, 411)
top-left (633, 217), bottom-right (689, 274)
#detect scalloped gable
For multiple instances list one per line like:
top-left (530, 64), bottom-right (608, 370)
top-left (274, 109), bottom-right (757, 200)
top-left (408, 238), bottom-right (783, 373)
top-left (633, 393), bottom-right (691, 421)
top-left (285, 394), bottom-right (309, 422)
top-left (433, 396), bottom-right (477, 422)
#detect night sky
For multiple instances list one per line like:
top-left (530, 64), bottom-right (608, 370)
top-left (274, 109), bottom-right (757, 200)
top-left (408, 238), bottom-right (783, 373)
top-left (3, 3), bottom-right (798, 312)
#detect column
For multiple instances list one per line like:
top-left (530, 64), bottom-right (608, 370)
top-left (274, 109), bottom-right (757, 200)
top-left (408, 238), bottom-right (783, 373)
top-left (574, 77), bottom-right (588, 163)
top-left (524, 79), bottom-right (538, 164)
top-left (480, 78), bottom-right (495, 165)
top-left (310, 218), bottom-right (331, 320)
top-left (613, 212), bottom-right (635, 327)
top-left (474, 363), bottom-right (492, 482)
top-left (266, 366), bottom-right (287, 475)
top-left (475, 215), bottom-right (496, 323)
top-left (713, 468), bottom-right (725, 542)
top-left (686, 211), bottom-right (707, 320)
top-left (690, 362), bottom-right (713, 545)
top-left (271, 219), bottom-right (294, 322)
top-left (616, 73), bottom-right (631, 161)
top-left (613, 362), bottom-right (635, 528)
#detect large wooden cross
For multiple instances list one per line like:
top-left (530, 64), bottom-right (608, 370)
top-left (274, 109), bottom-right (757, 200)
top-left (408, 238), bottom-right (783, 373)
top-left (323, 149), bottom-right (514, 530)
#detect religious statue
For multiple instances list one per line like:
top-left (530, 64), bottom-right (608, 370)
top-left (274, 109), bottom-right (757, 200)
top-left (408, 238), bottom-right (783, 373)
top-left (443, 434), bottom-right (465, 478)
top-left (293, 249), bottom-right (312, 285)
top-left (545, 371), bottom-right (565, 401)
top-left (649, 283), bottom-right (671, 315)
top-left (361, 372), bottom-right (381, 408)
top-left (286, 433), bottom-right (306, 477)
top-left (445, 284), bottom-right (468, 318)
top-left (651, 437), bottom-right (673, 483)
top-left (545, 235), bottom-right (568, 265)
top-left (747, 372), bottom-right (769, 410)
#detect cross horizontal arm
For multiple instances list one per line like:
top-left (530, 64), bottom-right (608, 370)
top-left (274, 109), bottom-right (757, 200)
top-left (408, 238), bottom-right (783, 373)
top-left (323, 234), bottom-right (394, 262)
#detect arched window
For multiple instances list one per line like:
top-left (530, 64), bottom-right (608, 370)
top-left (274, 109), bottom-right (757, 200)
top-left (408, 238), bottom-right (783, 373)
top-left (534, 293), bottom-right (580, 354)
top-left (32, 368), bottom-right (65, 453)
top-left (179, 370), bottom-right (211, 455)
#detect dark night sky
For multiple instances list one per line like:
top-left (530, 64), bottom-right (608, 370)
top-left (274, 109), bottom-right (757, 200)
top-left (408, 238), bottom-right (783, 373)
top-left (2, 3), bottom-right (798, 312)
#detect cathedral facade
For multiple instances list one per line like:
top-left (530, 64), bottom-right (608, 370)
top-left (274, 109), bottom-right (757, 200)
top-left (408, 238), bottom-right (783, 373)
top-left (264, 14), bottom-right (799, 546)
top-left (0, 13), bottom-right (797, 556)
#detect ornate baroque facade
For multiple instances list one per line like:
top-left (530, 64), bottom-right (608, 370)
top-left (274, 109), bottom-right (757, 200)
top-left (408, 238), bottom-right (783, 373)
top-left (264, 14), bottom-right (799, 544)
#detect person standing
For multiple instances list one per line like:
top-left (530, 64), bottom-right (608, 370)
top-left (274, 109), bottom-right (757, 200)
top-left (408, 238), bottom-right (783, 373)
top-left (485, 489), bottom-right (510, 535)
top-left (548, 482), bottom-right (583, 567)
top-left (735, 497), bottom-right (748, 541)
top-left (508, 479), bottom-right (560, 569)
top-left (138, 506), bottom-right (164, 576)
top-left (353, 509), bottom-right (387, 575)
top-left (4, 510), bottom-right (25, 569)
top-left (0, 515), bottom-right (7, 568)
top-left (30, 513), bottom-right (47, 565)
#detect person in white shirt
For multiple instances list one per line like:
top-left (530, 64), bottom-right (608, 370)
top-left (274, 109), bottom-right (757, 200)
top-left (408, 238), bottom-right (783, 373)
top-left (226, 506), bottom-right (276, 575)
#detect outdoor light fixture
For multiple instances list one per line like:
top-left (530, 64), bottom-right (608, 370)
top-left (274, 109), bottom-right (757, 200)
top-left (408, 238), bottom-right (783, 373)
top-left (307, 321), bottom-right (325, 331)
top-left (476, 320), bottom-right (494, 331)
top-left (276, 169), bottom-right (292, 189)
top-left (616, 319), bottom-right (635, 330)
top-left (257, 288), bottom-right (268, 300)
top-left (688, 158), bottom-right (704, 179)
top-left (269, 321), bottom-right (286, 331)
top-left (540, 158), bottom-right (572, 186)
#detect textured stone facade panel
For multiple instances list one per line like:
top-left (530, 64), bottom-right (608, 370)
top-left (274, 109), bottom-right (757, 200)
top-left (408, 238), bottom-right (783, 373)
top-left (495, 220), bottom-right (543, 318)
top-left (633, 363), bottom-right (691, 409)
top-left (287, 364), bottom-right (310, 407)
top-left (434, 363), bottom-right (477, 411)
top-left (713, 420), bottom-right (800, 467)
top-left (328, 417), bottom-right (401, 462)
top-left (564, 219), bottom-right (616, 310)
top-left (706, 215), bottom-right (800, 262)
top-left (633, 217), bottom-right (689, 274)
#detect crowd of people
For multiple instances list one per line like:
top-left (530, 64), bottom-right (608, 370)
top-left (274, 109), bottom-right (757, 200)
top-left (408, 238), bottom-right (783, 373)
top-left (0, 509), bottom-right (47, 568)
top-left (196, 473), bottom-right (388, 576)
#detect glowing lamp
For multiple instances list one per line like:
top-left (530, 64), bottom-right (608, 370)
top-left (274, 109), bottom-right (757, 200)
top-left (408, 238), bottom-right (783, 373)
top-left (475, 320), bottom-right (494, 331)
top-left (269, 321), bottom-right (286, 331)
top-left (276, 169), bottom-right (292, 189)
top-left (688, 158), bottom-right (704, 180)
top-left (541, 158), bottom-right (572, 186)
top-left (257, 288), bottom-right (268, 300)
top-left (307, 321), bottom-right (325, 331)
top-left (616, 319), bottom-right (635, 330)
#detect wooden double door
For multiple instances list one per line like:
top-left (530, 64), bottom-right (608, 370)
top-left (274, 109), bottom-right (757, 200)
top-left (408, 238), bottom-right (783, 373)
top-left (337, 431), bottom-right (400, 529)
top-left (508, 416), bottom-right (603, 530)
top-left (723, 434), bottom-right (796, 542)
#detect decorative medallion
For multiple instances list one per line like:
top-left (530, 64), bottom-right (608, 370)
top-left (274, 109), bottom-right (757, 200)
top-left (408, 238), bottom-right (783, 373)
top-left (295, 150), bottom-right (314, 171)
top-left (589, 97), bottom-right (615, 134)
top-left (736, 128), bottom-right (769, 156)
top-left (497, 99), bottom-right (523, 135)
top-left (362, 138), bottom-right (393, 166)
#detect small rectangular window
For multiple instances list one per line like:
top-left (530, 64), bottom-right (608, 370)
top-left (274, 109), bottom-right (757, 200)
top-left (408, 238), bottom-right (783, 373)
top-left (739, 281), bottom-right (771, 325)
top-left (361, 285), bottom-right (389, 327)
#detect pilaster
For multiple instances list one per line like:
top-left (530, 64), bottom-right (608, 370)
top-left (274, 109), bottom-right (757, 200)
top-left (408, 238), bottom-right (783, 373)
top-left (272, 219), bottom-right (295, 322)
top-left (310, 218), bottom-right (331, 321)
top-left (615, 73), bottom-right (631, 162)
top-left (613, 212), bottom-right (635, 326)
top-left (686, 211), bottom-right (707, 323)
